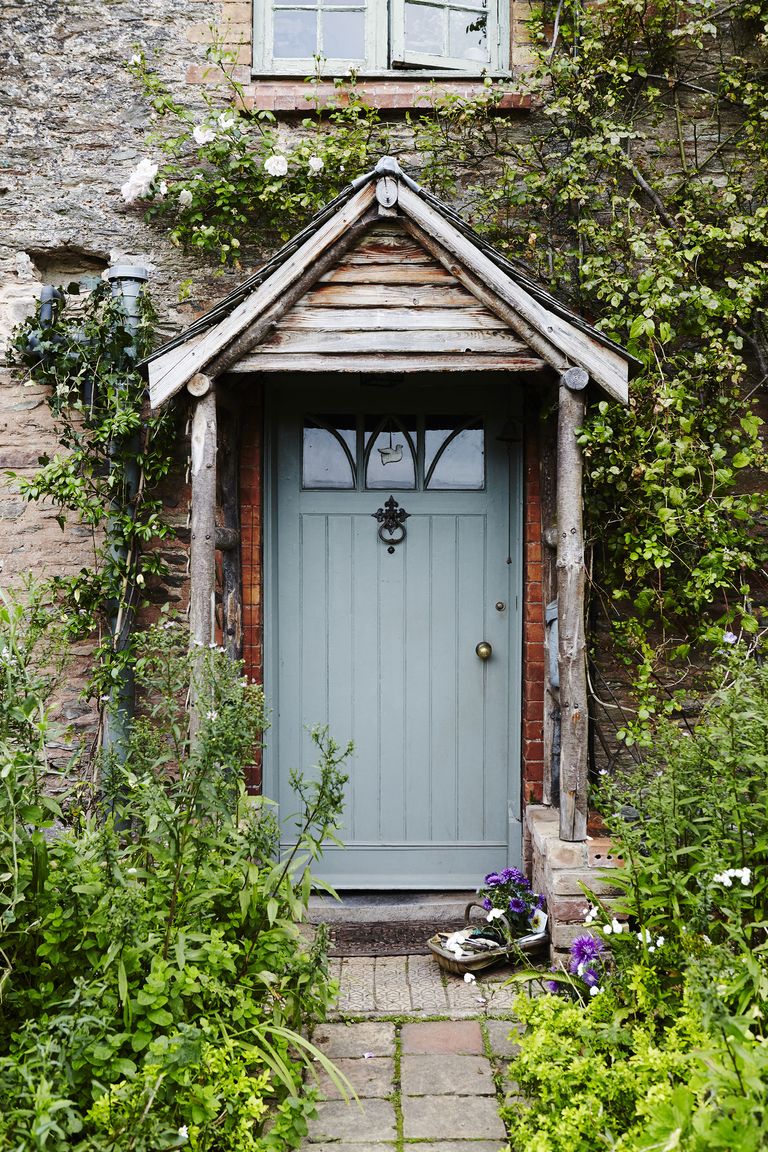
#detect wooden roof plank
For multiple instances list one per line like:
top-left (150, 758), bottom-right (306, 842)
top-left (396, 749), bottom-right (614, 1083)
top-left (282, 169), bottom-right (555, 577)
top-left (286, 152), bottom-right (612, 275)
top-left (276, 306), bottom-right (509, 331)
top-left (257, 328), bottom-right (530, 354)
top-left (302, 283), bottom-right (480, 308)
top-left (228, 352), bottom-right (547, 373)
top-left (148, 181), bottom-right (377, 407)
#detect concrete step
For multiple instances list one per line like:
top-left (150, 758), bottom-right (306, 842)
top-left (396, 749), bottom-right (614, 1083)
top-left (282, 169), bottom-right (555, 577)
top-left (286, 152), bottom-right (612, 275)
top-left (308, 890), bottom-right (478, 925)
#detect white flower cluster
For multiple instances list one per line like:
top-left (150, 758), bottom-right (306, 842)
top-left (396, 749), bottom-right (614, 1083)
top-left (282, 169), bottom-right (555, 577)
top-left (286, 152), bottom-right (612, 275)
top-left (602, 918), bottom-right (626, 936)
top-left (713, 867), bottom-right (751, 887)
top-left (636, 927), bottom-right (665, 953)
top-left (308, 154), bottom-right (324, 174)
top-left (264, 154), bottom-right (289, 177)
top-left (121, 158), bottom-right (158, 204)
top-left (583, 903), bottom-right (599, 925)
top-left (193, 124), bottom-right (216, 145)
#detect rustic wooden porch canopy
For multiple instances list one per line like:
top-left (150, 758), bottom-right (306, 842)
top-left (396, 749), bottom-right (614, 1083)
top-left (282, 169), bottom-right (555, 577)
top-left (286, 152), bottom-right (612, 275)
top-left (141, 156), bottom-right (636, 842)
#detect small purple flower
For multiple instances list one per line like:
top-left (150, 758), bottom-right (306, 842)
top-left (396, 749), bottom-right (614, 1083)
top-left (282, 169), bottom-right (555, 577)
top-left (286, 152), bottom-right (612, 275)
top-left (544, 966), bottom-right (560, 995)
top-left (484, 872), bottom-right (503, 886)
top-left (482, 896), bottom-right (492, 910)
top-left (581, 967), bottom-right (599, 988)
top-left (569, 934), bottom-right (605, 974)
top-left (535, 892), bottom-right (546, 910)
top-left (508, 896), bottom-right (526, 915)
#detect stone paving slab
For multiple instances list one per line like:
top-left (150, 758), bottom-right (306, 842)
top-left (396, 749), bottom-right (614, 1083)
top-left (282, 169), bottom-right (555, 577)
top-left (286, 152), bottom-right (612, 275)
top-left (406, 954), bottom-right (450, 1012)
top-left (313, 1021), bottom-right (396, 1058)
top-left (373, 955), bottom-right (416, 1013)
top-left (307, 1098), bottom-right (397, 1143)
top-left (401, 1053), bottom-right (495, 1096)
top-left (401, 1020), bottom-right (484, 1055)
top-left (412, 1143), bottom-right (506, 1152)
top-left (402, 1095), bottom-right (507, 1140)
top-left (308, 1145), bottom-right (395, 1152)
top-left (336, 957), bottom-right (377, 1014)
top-left (313, 1056), bottom-right (394, 1099)
top-left (485, 1019), bottom-right (523, 1060)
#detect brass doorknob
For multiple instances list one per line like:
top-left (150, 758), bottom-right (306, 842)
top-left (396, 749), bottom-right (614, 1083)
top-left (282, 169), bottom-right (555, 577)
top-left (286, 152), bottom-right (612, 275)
top-left (475, 641), bottom-right (492, 660)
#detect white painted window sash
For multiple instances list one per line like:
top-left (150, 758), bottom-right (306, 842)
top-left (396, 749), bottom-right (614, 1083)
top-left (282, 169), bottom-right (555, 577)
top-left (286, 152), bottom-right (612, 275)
top-left (254, 0), bottom-right (506, 73)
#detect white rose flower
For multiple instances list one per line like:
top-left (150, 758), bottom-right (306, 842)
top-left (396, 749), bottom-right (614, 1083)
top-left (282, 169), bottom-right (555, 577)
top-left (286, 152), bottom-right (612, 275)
top-left (178, 188), bottom-right (193, 207)
top-left (264, 154), bottom-right (289, 177)
top-left (121, 158), bottom-right (159, 203)
top-left (219, 112), bottom-right (237, 130)
top-left (193, 124), bottom-right (216, 145)
top-left (308, 154), bottom-right (324, 174)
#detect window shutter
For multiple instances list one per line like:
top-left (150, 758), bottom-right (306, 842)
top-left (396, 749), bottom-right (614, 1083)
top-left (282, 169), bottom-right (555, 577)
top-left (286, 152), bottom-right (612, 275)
top-left (391, 0), bottom-right (496, 70)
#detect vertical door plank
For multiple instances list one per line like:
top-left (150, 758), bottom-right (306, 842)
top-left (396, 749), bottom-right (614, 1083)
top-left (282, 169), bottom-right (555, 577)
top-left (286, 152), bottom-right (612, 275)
top-left (456, 514), bottom-right (487, 843)
top-left (429, 514), bottom-right (459, 841)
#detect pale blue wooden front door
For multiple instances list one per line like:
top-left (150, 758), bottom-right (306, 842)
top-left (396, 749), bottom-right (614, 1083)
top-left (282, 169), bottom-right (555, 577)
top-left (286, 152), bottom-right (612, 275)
top-left (265, 380), bottom-right (522, 887)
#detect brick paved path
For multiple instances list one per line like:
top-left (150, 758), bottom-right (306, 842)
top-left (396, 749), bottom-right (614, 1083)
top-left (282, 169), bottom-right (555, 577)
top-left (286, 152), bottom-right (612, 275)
top-left (303, 956), bottom-right (526, 1151)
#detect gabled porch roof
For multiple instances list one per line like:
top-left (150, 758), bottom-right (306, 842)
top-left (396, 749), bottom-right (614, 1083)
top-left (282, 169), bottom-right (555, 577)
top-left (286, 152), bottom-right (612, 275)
top-left (142, 157), bottom-right (636, 408)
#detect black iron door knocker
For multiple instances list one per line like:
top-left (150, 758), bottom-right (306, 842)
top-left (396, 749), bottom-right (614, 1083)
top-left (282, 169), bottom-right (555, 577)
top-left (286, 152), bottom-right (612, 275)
top-left (372, 495), bottom-right (409, 554)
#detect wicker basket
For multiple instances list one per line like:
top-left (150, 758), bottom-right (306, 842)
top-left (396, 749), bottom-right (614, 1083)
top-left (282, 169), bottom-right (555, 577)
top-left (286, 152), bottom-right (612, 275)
top-left (427, 902), bottom-right (548, 975)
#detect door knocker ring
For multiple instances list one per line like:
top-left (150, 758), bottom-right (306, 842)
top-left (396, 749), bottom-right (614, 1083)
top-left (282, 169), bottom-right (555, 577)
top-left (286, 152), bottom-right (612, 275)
top-left (372, 496), bottom-right (410, 554)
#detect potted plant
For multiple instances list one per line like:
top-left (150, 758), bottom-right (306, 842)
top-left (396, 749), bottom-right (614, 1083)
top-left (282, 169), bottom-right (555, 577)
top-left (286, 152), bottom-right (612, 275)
top-left (428, 868), bottom-right (549, 974)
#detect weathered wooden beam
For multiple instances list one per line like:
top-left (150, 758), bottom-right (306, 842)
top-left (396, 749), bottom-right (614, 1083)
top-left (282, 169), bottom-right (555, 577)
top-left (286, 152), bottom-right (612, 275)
top-left (189, 384), bottom-right (217, 742)
top-left (228, 352), bottom-right (546, 373)
top-left (218, 406), bottom-right (242, 661)
top-left (556, 372), bottom-right (589, 841)
top-left (215, 526), bottom-right (239, 552)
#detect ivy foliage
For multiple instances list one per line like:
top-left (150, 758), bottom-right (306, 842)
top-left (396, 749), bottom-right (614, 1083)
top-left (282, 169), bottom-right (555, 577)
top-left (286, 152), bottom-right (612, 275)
top-left (414, 0), bottom-right (768, 741)
top-left (124, 2), bottom-right (768, 741)
top-left (8, 283), bottom-right (176, 700)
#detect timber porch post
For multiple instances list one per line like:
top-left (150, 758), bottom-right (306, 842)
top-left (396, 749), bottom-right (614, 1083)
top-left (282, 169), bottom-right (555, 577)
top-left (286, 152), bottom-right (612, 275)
top-left (556, 367), bottom-right (589, 841)
top-left (188, 374), bottom-right (218, 742)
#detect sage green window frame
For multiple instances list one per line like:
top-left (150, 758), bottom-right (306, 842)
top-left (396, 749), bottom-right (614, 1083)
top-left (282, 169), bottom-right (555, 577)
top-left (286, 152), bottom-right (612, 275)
top-left (252, 0), bottom-right (508, 75)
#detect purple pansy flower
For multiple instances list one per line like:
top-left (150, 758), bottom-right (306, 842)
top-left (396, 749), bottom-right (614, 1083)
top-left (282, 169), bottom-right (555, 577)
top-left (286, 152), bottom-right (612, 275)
top-left (484, 872), bottom-right (503, 886)
top-left (482, 896), bottom-right (492, 910)
top-left (508, 896), bottom-right (526, 915)
top-left (569, 934), bottom-right (605, 974)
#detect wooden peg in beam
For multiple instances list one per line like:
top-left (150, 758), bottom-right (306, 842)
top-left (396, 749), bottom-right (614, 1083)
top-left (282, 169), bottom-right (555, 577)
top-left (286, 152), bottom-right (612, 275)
top-left (561, 366), bottom-right (590, 392)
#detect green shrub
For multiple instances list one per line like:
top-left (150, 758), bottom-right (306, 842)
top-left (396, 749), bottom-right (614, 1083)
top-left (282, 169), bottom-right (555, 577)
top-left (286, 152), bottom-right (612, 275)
top-left (505, 652), bottom-right (768, 1151)
top-left (0, 603), bottom-right (350, 1151)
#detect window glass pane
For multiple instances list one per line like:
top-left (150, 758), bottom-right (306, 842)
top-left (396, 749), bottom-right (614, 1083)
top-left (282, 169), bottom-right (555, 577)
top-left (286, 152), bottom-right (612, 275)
top-left (322, 7), bottom-right (365, 54)
top-left (425, 419), bottom-right (484, 490)
top-left (449, 6), bottom-right (488, 61)
top-left (303, 417), bottom-right (356, 489)
top-left (365, 418), bottom-right (417, 489)
top-left (273, 8), bottom-right (317, 57)
top-left (404, 2), bottom-right (444, 55)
